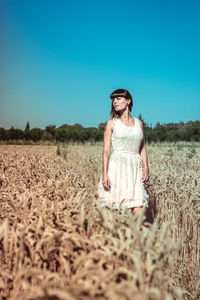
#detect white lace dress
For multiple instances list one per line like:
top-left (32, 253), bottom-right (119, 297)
top-left (98, 117), bottom-right (149, 210)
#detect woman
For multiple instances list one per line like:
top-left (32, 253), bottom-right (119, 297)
top-left (98, 89), bottom-right (149, 215)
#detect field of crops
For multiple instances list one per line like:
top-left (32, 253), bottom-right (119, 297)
top-left (0, 143), bottom-right (199, 300)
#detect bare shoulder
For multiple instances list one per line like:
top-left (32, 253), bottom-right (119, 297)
top-left (138, 119), bottom-right (143, 128)
top-left (104, 118), bottom-right (115, 132)
top-left (137, 119), bottom-right (144, 132)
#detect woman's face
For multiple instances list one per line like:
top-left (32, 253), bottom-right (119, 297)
top-left (112, 96), bottom-right (130, 111)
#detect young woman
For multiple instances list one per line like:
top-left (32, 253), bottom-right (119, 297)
top-left (98, 89), bottom-right (149, 215)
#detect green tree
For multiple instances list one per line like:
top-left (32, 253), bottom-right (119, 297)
top-left (24, 121), bottom-right (30, 140)
top-left (55, 128), bottom-right (67, 142)
top-left (138, 113), bottom-right (148, 128)
top-left (7, 127), bottom-right (24, 140)
top-left (29, 128), bottom-right (43, 142)
top-left (59, 124), bottom-right (70, 128)
top-left (25, 121), bottom-right (30, 131)
top-left (188, 123), bottom-right (200, 141)
top-left (98, 123), bottom-right (105, 130)
top-left (0, 128), bottom-right (6, 140)
top-left (42, 131), bottom-right (53, 141)
top-left (138, 113), bottom-right (143, 121)
top-left (72, 123), bottom-right (83, 128)
top-left (45, 125), bottom-right (56, 138)
top-left (155, 122), bottom-right (161, 129)
top-left (156, 125), bottom-right (167, 142)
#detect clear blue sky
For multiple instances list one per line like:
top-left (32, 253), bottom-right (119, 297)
top-left (1, 0), bottom-right (199, 129)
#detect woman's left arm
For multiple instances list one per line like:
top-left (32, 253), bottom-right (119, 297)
top-left (139, 120), bottom-right (149, 182)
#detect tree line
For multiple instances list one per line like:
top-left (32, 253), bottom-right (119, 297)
top-left (0, 115), bottom-right (200, 144)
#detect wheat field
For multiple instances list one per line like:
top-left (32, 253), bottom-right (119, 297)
top-left (0, 143), bottom-right (199, 300)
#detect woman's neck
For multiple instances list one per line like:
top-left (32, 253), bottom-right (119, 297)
top-left (119, 107), bottom-right (131, 121)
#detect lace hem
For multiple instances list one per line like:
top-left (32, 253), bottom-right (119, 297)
top-left (98, 195), bottom-right (149, 210)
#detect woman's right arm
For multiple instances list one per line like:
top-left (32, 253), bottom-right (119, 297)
top-left (102, 119), bottom-right (113, 190)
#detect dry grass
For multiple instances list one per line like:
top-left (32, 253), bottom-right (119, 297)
top-left (0, 144), bottom-right (199, 300)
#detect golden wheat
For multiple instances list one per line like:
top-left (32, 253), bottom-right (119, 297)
top-left (0, 144), bottom-right (199, 300)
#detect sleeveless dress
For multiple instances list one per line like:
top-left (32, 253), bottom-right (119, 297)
top-left (98, 117), bottom-right (149, 210)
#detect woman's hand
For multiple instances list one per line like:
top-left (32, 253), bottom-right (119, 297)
top-left (102, 174), bottom-right (111, 190)
top-left (141, 167), bottom-right (149, 182)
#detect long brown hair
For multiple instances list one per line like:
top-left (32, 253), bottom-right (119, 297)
top-left (110, 89), bottom-right (133, 118)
